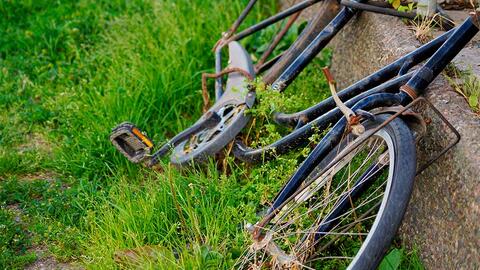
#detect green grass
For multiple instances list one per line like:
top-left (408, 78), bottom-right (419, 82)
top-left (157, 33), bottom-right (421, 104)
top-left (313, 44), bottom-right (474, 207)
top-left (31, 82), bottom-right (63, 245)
top-left (1, 0), bottom-right (424, 269)
top-left (446, 67), bottom-right (480, 114)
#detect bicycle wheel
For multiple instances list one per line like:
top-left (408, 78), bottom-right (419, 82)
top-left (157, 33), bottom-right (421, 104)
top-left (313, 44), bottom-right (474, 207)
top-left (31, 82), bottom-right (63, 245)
top-left (235, 114), bottom-right (416, 269)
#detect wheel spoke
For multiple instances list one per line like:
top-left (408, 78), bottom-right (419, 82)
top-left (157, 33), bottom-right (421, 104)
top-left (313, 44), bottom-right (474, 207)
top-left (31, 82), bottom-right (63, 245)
top-left (237, 124), bottom-right (400, 269)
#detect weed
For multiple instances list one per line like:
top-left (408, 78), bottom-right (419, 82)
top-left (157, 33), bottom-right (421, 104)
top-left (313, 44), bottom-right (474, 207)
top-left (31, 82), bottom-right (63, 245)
top-left (0, 207), bottom-right (37, 269)
top-left (388, 0), bottom-right (416, 13)
top-left (408, 14), bottom-right (439, 44)
top-left (379, 247), bottom-right (425, 270)
top-left (446, 67), bottom-right (480, 113)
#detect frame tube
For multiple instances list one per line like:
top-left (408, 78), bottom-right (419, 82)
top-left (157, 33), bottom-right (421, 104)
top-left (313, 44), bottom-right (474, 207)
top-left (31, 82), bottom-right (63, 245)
top-left (233, 28), bottom-right (455, 163)
top-left (404, 15), bottom-right (479, 98)
top-left (341, 0), bottom-right (417, 19)
top-left (233, 79), bottom-right (409, 163)
top-left (270, 93), bottom-right (403, 211)
top-left (274, 72), bottom-right (413, 127)
top-left (272, 28), bottom-right (453, 127)
top-left (230, 0), bottom-right (322, 42)
top-left (271, 6), bottom-right (357, 91)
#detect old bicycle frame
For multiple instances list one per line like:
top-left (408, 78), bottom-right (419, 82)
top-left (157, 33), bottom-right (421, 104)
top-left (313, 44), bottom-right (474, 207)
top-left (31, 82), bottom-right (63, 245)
top-left (110, 0), bottom-right (479, 232)
top-left (248, 14), bottom-right (479, 224)
top-left (111, 0), bottom-right (453, 167)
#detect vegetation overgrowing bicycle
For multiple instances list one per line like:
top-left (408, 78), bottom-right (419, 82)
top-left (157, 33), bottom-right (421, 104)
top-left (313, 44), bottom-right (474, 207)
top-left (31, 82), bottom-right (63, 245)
top-left (110, 0), bottom-right (479, 268)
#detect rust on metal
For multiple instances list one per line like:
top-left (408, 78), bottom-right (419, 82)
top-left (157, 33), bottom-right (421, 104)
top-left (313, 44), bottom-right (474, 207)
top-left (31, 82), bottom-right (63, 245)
top-left (212, 0), bottom-right (258, 51)
top-left (255, 52), bottom-right (284, 74)
top-left (298, 114), bottom-right (309, 125)
top-left (201, 67), bottom-right (254, 112)
top-left (251, 97), bottom-right (461, 238)
top-left (256, 11), bottom-right (302, 68)
top-left (414, 97), bottom-right (461, 175)
top-left (322, 67), bottom-right (359, 130)
top-left (371, 105), bottom-right (427, 139)
top-left (321, 67), bottom-right (336, 85)
top-left (400, 84), bottom-right (418, 99)
top-left (228, 0), bottom-right (258, 36)
top-left (348, 114), bottom-right (361, 125)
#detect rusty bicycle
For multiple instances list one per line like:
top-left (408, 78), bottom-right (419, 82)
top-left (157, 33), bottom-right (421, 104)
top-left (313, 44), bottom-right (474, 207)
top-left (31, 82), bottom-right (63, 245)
top-left (109, 0), bottom-right (478, 268)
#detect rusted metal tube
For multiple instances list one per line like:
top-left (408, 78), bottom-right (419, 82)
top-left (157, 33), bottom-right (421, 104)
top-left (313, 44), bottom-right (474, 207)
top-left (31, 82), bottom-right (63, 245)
top-left (340, 0), bottom-right (417, 19)
top-left (230, 0), bottom-right (322, 42)
top-left (274, 73), bottom-right (413, 128)
top-left (404, 16), bottom-right (479, 97)
top-left (212, 0), bottom-right (258, 51)
top-left (228, 0), bottom-right (258, 36)
top-left (255, 52), bottom-right (284, 74)
top-left (256, 12), bottom-right (302, 68)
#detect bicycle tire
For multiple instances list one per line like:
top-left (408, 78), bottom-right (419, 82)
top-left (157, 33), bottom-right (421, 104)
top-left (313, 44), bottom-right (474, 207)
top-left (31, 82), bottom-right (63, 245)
top-left (345, 114), bottom-right (416, 269)
top-left (235, 114), bottom-right (416, 269)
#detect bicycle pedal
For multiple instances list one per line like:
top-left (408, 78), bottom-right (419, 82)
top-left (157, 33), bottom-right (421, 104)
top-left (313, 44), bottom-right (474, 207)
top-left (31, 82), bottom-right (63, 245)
top-left (110, 122), bottom-right (154, 163)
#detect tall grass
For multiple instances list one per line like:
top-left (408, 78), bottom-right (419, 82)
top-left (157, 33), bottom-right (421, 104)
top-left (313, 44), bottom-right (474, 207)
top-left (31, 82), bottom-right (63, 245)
top-left (2, 0), bottom-right (289, 268)
top-left (0, 0), bottom-right (424, 269)
top-left (54, 1), bottom-right (284, 267)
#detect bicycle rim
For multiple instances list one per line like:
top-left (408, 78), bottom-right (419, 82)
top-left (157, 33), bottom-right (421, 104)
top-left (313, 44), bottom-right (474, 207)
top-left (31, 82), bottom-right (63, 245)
top-left (235, 116), bottom-right (415, 269)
